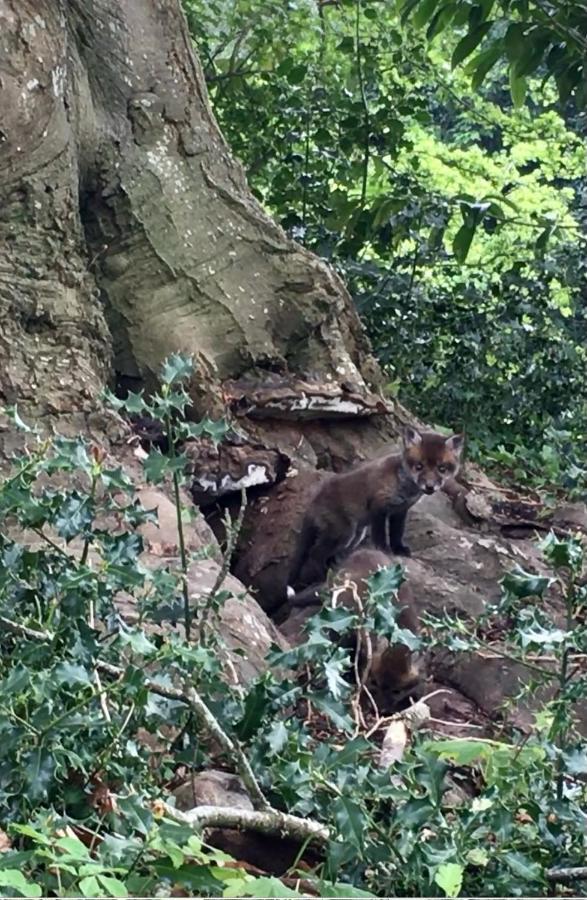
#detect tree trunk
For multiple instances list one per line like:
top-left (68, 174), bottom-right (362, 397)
top-left (0, 0), bottom-right (394, 461)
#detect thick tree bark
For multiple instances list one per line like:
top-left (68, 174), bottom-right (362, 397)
top-left (0, 0), bottom-right (386, 453)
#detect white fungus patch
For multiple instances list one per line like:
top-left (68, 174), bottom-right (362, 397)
top-left (195, 464), bottom-right (270, 496)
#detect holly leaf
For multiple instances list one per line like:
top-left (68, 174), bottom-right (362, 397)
top-left (160, 354), bottom-right (194, 385)
top-left (266, 721), bottom-right (289, 755)
top-left (504, 851), bottom-right (542, 882)
top-left (54, 662), bottom-right (92, 686)
top-left (4, 405), bottom-right (34, 433)
top-left (332, 797), bottom-right (366, 850)
top-left (143, 449), bottom-right (187, 484)
top-left (324, 656), bottom-right (350, 700)
top-left (501, 568), bottom-right (552, 599)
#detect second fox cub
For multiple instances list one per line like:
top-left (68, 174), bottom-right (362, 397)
top-left (288, 426), bottom-right (463, 591)
top-left (290, 548), bottom-right (421, 706)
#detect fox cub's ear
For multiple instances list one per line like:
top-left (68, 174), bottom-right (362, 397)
top-left (403, 426), bottom-right (422, 448)
top-left (445, 433), bottom-right (465, 456)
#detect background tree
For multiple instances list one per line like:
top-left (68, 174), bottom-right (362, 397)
top-left (185, 0), bottom-right (586, 492)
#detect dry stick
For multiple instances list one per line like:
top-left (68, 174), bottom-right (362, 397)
top-left (206, 486), bottom-right (247, 608)
top-left (546, 866), bottom-right (587, 884)
top-left (0, 615), bottom-right (269, 812)
top-left (157, 801), bottom-right (330, 845)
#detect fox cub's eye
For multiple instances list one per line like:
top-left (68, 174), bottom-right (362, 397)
top-left (415, 463), bottom-right (424, 471)
top-left (438, 464), bottom-right (446, 474)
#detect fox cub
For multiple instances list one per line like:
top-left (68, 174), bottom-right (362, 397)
top-left (288, 426), bottom-right (463, 592)
top-left (289, 547), bottom-right (421, 708)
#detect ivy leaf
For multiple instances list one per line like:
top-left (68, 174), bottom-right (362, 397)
top-left (160, 354), bottom-right (194, 385)
top-left (451, 22), bottom-right (493, 68)
top-left (434, 862), bottom-right (464, 897)
top-left (0, 870), bottom-right (42, 898)
top-left (332, 796), bottom-right (366, 850)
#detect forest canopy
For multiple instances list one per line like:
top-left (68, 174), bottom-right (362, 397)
top-left (186, 0), bottom-right (586, 495)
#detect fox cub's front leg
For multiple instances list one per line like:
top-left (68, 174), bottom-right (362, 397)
top-left (371, 507), bottom-right (411, 556)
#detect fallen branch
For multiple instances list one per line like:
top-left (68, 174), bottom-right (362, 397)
top-left (155, 801), bottom-right (330, 845)
top-left (546, 866), bottom-right (587, 883)
top-left (1, 615), bottom-right (269, 811)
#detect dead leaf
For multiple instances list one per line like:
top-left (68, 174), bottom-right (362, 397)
top-left (378, 720), bottom-right (408, 767)
top-left (0, 829), bottom-right (12, 853)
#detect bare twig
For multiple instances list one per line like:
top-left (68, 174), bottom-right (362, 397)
top-left (546, 866), bottom-right (587, 883)
top-left (156, 801), bottom-right (329, 845)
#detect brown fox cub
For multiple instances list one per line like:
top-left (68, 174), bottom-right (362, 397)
top-left (290, 548), bottom-right (421, 704)
top-left (288, 427), bottom-right (463, 592)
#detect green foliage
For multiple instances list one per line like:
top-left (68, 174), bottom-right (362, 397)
top-left (2, 379), bottom-right (587, 895)
top-left (184, 0), bottom-right (586, 492)
top-left (401, 0), bottom-right (587, 107)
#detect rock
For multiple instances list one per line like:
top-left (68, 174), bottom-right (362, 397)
top-left (172, 770), bottom-right (306, 875)
top-left (424, 684), bottom-right (494, 738)
top-left (430, 649), bottom-right (554, 733)
top-left (135, 487), bottom-right (221, 561)
top-left (116, 557), bottom-right (288, 684)
top-left (552, 502), bottom-right (587, 530)
top-left (173, 769), bottom-right (252, 812)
